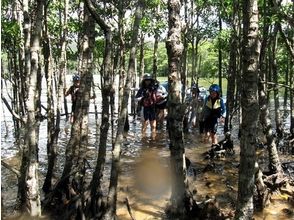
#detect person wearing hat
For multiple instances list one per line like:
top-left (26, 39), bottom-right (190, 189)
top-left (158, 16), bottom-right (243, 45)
top-left (65, 74), bottom-right (81, 123)
top-left (135, 74), bottom-right (157, 137)
top-left (200, 84), bottom-right (226, 145)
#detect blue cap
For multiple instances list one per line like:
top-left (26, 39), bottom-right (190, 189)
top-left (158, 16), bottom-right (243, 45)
top-left (209, 84), bottom-right (220, 93)
top-left (73, 74), bottom-right (80, 81)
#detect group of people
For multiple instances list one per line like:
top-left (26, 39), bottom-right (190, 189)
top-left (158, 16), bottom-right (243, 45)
top-left (135, 74), bottom-right (226, 144)
top-left (66, 73), bottom-right (226, 145)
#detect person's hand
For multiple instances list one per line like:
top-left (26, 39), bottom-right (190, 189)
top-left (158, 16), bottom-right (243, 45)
top-left (219, 116), bottom-right (225, 123)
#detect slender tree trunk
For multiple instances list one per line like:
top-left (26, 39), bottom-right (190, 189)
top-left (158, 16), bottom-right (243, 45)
top-left (153, 27), bottom-right (159, 78)
top-left (42, 4), bottom-right (57, 193)
top-left (218, 10), bottom-right (222, 90)
top-left (166, 0), bottom-right (190, 217)
top-left (23, 0), bottom-right (45, 216)
top-left (116, 1), bottom-right (126, 142)
top-left (103, 1), bottom-right (144, 219)
top-left (139, 32), bottom-right (145, 78)
top-left (258, 17), bottom-right (283, 174)
top-left (57, 5), bottom-right (95, 207)
top-left (75, 7), bottom-right (96, 219)
top-left (84, 0), bottom-right (113, 218)
top-left (254, 0), bottom-right (271, 209)
top-left (235, 0), bottom-right (260, 219)
top-left (283, 59), bottom-right (289, 116)
top-left (17, 0), bottom-right (31, 206)
top-left (225, 0), bottom-right (238, 132)
top-left (60, 0), bottom-right (69, 121)
top-left (290, 58), bottom-right (294, 135)
top-left (272, 25), bottom-right (283, 138)
top-left (15, 0), bottom-right (26, 119)
top-left (9, 0), bottom-right (22, 139)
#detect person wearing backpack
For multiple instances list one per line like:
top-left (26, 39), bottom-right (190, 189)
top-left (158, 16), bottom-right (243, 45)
top-left (154, 80), bottom-right (168, 130)
top-left (135, 74), bottom-right (157, 137)
top-left (201, 84), bottom-right (226, 145)
top-left (65, 74), bottom-right (81, 123)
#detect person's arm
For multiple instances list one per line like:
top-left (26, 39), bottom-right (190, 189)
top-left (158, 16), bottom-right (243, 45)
top-left (135, 88), bottom-right (144, 101)
top-left (64, 86), bottom-right (73, 97)
top-left (220, 98), bottom-right (226, 118)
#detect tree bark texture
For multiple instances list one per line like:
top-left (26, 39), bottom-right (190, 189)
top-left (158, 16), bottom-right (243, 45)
top-left (166, 0), bottom-right (189, 217)
top-left (103, 1), bottom-right (144, 219)
top-left (290, 58), bottom-right (294, 135)
top-left (85, 0), bottom-right (114, 217)
top-left (60, 0), bottom-right (69, 120)
top-left (23, 0), bottom-right (45, 216)
top-left (225, 0), bottom-right (238, 132)
top-left (272, 25), bottom-right (283, 138)
top-left (258, 17), bottom-right (282, 175)
top-left (17, 0), bottom-right (31, 207)
top-left (235, 0), bottom-right (260, 219)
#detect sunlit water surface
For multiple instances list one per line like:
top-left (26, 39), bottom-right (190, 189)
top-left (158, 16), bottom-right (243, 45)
top-left (1, 79), bottom-right (293, 219)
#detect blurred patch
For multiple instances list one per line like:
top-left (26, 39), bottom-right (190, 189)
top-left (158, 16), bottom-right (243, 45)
top-left (134, 150), bottom-right (171, 198)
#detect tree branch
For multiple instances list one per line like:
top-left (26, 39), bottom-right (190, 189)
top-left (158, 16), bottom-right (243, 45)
top-left (1, 160), bottom-right (20, 178)
top-left (277, 23), bottom-right (294, 60)
top-left (1, 97), bottom-right (26, 123)
top-left (271, 0), bottom-right (294, 28)
top-left (84, 0), bottom-right (111, 33)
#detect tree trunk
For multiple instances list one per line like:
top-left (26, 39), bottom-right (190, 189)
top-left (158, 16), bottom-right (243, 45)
top-left (272, 25), bottom-right (283, 138)
top-left (258, 22), bottom-right (283, 175)
top-left (139, 32), bottom-right (145, 78)
top-left (8, 1), bottom-right (21, 139)
top-left (55, 4), bottom-right (95, 209)
top-left (218, 11), bottom-right (222, 90)
top-left (225, 0), bottom-right (238, 132)
top-left (103, 1), bottom-right (144, 219)
top-left (290, 58), bottom-right (294, 135)
top-left (153, 29), bottom-right (159, 78)
top-left (76, 8), bottom-right (96, 218)
top-left (283, 59), bottom-right (289, 116)
top-left (17, 0), bottom-right (31, 207)
top-left (23, 0), bottom-right (45, 216)
top-left (166, 0), bottom-right (190, 218)
top-left (60, 0), bottom-right (69, 121)
top-left (235, 0), bottom-right (260, 219)
top-left (84, 0), bottom-right (113, 218)
top-left (42, 5), bottom-right (57, 193)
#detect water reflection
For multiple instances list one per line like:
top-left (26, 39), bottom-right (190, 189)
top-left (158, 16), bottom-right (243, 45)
top-left (1, 116), bottom-right (293, 219)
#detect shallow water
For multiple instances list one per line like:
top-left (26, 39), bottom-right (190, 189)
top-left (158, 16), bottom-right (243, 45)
top-left (1, 78), bottom-right (294, 219)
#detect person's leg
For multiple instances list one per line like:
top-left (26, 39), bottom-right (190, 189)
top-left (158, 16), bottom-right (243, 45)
top-left (150, 120), bottom-right (156, 133)
top-left (210, 133), bottom-right (217, 144)
top-left (142, 108), bottom-right (149, 136)
top-left (157, 109), bottom-right (164, 129)
top-left (210, 118), bottom-right (219, 144)
top-left (149, 107), bottom-right (157, 133)
top-left (142, 120), bottom-right (148, 135)
top-left (202, 119), bottom-right (211, 144)
top-left (71, 102), bottom-right (76, 123)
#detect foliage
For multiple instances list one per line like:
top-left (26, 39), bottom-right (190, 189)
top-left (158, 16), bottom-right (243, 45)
top-left (1, 19), bottom-right (21, 52)
top-left (197, 41), bottom-right (219, 78)
top-left (143, 42), bottom-right (168, 76)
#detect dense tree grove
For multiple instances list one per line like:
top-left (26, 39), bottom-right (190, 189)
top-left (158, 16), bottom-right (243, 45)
top-left (1, 0), bottom-right (293, 219)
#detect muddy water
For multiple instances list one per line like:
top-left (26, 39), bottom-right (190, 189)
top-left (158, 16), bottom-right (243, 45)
top-left (1, 114), bottom-right (293, 219)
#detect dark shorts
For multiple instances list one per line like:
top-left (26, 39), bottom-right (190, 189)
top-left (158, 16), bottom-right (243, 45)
top-left (143, 106), bottom-right (156, 121)
top-left (199, 120), bottom-right (205, 134)
top-left (203, 117), bottom-right (218, 134)
top-left (71, 101), bottom-right (76, 113)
